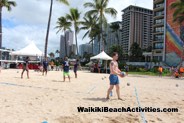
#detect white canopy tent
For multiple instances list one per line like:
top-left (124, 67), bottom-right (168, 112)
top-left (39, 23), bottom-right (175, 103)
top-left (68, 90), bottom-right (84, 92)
top-left (90, 51), bottom-right (112, 73)
top-left (10, 42), bottom-right (44, 56)
top-left (90, 51), bottom-right (112, 60)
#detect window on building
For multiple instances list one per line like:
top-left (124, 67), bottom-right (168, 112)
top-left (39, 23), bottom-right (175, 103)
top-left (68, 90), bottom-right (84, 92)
top-left (154, 3), bottom-right (164, 8)
top-left (154, 34), bottom-right (164, 41)
top-left (155, 27), bottom-right (164, 32)
top-left (154, 42), bottom-right (163, 49)
top-left (155, 11), bottom-right (164, 16)
top-left (155, 19), bottom-right (164, 24)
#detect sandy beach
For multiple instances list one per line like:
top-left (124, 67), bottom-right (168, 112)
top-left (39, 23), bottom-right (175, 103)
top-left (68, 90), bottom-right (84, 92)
top-left (0, 69), bottom-right (184, 123)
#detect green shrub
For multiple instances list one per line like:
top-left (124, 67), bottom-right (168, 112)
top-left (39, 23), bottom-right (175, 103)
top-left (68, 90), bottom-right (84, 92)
top-left (138, 68), bottom-right (147, 72)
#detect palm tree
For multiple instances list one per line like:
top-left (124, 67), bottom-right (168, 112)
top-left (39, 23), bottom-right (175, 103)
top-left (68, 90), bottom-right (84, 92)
top-left (66, 8), bottom-right (81, 56)
top-left (110, 22), bottom-right (120, 45)
top-left (109, 45), bottom-right (123, 61)
top-left (49, 52), bottom-right (55, 58)
top-left (55, 16), bottom-right (71, 57)
top-left (80, 15), bottom-right (98, 54)
top-left (0, 0), bottom-right (16, 61)
top-left (84, 0), bottom-right (117, 51)
top-left (81, 15), bottom-right (98, 39)
top-left (170, 0), bottom-right (184, 25)
top-left (44, 0), bottom-right (69, 59)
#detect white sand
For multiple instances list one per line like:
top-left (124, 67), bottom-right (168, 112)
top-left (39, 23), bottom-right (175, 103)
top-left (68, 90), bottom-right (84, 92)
top-left (0, 69), bottom-right (184, 123)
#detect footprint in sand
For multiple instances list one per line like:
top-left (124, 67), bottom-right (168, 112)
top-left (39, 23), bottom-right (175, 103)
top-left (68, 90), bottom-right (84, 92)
top-left (149, 120), bottom-right (155, 122)
top-left (128, 114), bottom-right (133, 117)
top-left (5, 105), bottom-right (10, 107)
top-left (157, 97), bottom-right (160, 99)
top-left (178, 113), bottom-right (182, 116)
top-left (157, 117), bottom-right (162, 121)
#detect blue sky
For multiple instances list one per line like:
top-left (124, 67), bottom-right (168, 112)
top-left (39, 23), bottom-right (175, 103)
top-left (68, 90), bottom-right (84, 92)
top-left (2, 18), bottom-right (17, 28)
top-left (2, 0), bottom-right (153, 53)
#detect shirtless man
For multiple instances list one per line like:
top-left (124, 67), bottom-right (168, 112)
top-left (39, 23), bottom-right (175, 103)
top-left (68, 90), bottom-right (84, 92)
top-left (106, 52), bottom-right (123, 100)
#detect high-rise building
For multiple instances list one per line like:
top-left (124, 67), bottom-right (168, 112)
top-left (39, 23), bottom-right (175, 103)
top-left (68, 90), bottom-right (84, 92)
top-left (65, 31), bottom-right (74, 46)
top-left (121, 5), bottom-right (153, 56)
top-left (60, 35), bottom-right (66, 58)
top-left (79, 43), bottom-right (92, 57)
top-left (153, 0), bottom-right (165, 62)
top-left (60, 31), bottom-right (75, 58)
top-left (153, 0), bottom-right (184, 66)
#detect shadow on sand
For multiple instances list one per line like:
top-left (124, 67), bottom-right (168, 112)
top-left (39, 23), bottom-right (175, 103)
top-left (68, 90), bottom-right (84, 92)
top-left (52, 80), bottom-right (65, 83)
top-left (83, 97), bottom-right (109, 102)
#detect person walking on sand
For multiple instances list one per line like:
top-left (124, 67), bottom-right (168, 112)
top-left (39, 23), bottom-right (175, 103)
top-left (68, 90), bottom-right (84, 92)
top-left (21, 56), bottom-right (30, 79)
top-left (55, 60), bottom-right (60, 71)
top-left (62, 57), bottom-right (70, 82)
top-left (125, 65), bottom-right (129, 75)
top-left (106, 52), bottom-right (124, 100)
top-left (74, 59), bottom-right (79, 78)
top-left (50, 61), bottom-right (54, 71)
top-left (158, 66), bottom-right (163, 77)
top-left (42, 58), bottom-right (48, 76)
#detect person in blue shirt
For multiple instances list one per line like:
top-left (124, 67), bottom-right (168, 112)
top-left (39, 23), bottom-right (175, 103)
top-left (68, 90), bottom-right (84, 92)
top-left (42, 58), bottom-right (48, 76)
top-left (63, 57), bottom-right (70, 82)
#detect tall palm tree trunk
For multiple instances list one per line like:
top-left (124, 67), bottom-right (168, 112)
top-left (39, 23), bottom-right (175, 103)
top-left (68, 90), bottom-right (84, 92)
top-left (44, 0), bottom-right (53, 59)
top-left (100, 13), bottom-right (103, 52)
top-left (0, 7), bottom-right (2, 64)
top-left (75, 26), bottom-right (79, 56)
top-left (92, 39), bottom-right (94, 55)
top-left (98, 35), bottom-right (100, 53)
top-left (64, 30), bottom-right (67, 57)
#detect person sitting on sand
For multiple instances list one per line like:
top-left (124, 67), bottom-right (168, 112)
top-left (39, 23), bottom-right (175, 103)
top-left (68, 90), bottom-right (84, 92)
top-left (21, 56), bottom-right (30, 79)
top-left (106, 52), bottom-right (124, 100)
top-left (42, 58), bottom-right (48, 76)
top-left (63, 57), bottom-right (70, 82)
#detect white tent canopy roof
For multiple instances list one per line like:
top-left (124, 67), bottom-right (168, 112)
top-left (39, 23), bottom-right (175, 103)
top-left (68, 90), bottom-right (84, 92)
top-left (90, 51), bottom-right (112, 60)
top-left (10, 42), bottom-right (44, 56)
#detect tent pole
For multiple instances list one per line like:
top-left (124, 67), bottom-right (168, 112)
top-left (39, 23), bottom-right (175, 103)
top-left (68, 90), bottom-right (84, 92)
top-left (106, 60), bottom-right (107, 73)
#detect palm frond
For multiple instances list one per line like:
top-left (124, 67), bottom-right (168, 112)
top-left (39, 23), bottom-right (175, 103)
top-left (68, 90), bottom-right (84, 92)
top-left (57, 0), bottom-right (69, 5)
top-left (3, 0), bottom-right (16, 11)
top-left (85, 10), bottom-right (99, 17)
top-left (83, 2), bottom-right (95, 8)
top-left (105, 8), bottom-right (117, 18)
top-left (82, 30), bottom-right (90, 39)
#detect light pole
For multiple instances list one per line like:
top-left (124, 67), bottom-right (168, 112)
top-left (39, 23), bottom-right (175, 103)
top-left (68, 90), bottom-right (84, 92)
top-left (182, 44), bottom-right (184, 66)
top-left (0, 32), bottom-right (2, 66)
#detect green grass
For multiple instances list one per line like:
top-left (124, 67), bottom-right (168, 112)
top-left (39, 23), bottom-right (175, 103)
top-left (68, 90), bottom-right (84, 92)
top-left (128, 71), bottom-right (170, 76)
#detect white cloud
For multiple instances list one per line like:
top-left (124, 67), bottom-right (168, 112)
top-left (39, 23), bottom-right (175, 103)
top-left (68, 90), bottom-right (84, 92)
top-left (2, 0), bottom-right (153, 53)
